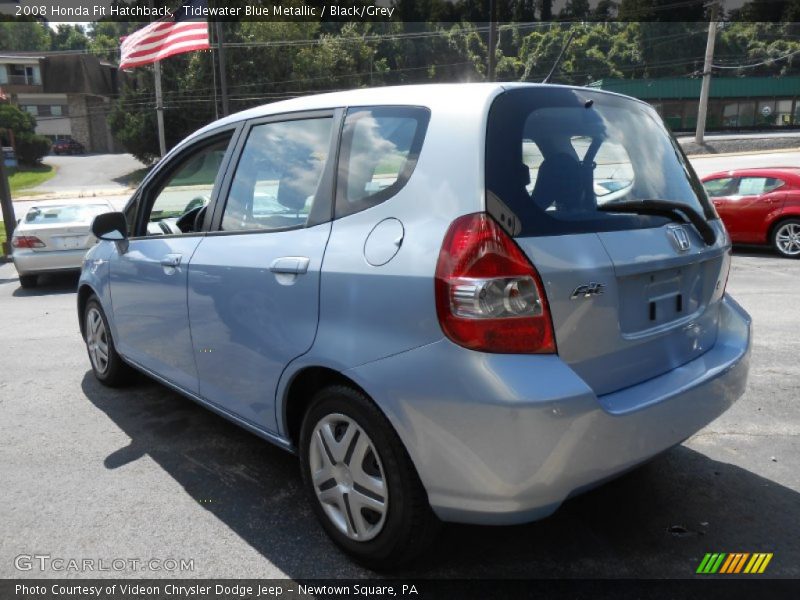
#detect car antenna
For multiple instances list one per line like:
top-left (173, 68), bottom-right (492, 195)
top-left (542, 30), bottom-right (576, 84)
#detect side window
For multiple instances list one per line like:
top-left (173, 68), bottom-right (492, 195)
top-left (737, 177), bottom-right (767, 196)
top-left (737, 177), bottom-right (784, 196)
top-left (336, 106), bottom-right (430, 219)
top-left (141, 135), bottom-right (232, 236)
top-left (221, 117), bottom-right (334, 232)
top-left (763, 177), bottom-right (785, 194)
top-left (703, 177), bottom-right (738, 198)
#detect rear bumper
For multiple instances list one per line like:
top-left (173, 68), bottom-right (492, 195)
top-left (13, 248), bottom-right (87, 275)
top-left (346, 294), bottom-right (751, 525)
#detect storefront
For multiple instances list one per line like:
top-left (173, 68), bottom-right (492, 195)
top-left (590, 77), bottom-right (800, 132)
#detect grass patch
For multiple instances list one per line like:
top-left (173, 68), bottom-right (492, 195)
top-left (8, 164), bottom-right (56, 194)
top-left (0, 222), bottom-right (6, 257)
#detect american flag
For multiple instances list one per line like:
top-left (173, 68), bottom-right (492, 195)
top-left (119, 0), bottom-right (210, 70)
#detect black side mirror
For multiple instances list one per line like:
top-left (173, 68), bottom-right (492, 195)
top-left (92, 212), bottom-right (128, 241)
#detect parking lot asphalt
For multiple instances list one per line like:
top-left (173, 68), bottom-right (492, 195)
top-left (0, 249), bottom-right (798, 580)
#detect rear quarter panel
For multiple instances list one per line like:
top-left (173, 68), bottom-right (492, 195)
top-left (276, 88), bottom-right (499, 437)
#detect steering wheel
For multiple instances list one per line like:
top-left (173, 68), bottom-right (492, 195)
top-left (175, 206), bottom-right (203, 233)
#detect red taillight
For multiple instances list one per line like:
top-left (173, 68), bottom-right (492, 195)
top-left (11, 235), bottom-right (45, 249)
top-left (435, 212), bottom-right (556, 354)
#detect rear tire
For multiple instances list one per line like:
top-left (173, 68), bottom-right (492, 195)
top-left (18, 274), bottom-right (37, 288)
top-left (84, 296), bottom-right (135, 387)
top-left (772, 218), bottom-right (800, 258)
top-left (299, 385), bottom-right (440, 570)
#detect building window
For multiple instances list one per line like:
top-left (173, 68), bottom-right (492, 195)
top-left (51, 105), bottom-right (62, 117)
top-left (776, 99), bottom-right (793, 126)
top-left (661, 102), bottom-right (684, 130)
top-left (722, 101), bottom-right (739, 127)
top-left (738, 101), bottom-right (755, 127)
top-left (706, 100), bottom-right (724, 129)
top-left (756, 100), bottom-right (776, 126)
top-left (22, 105), bottom-right (38, 116)
top-left (8, 64), bottom-right (40, 85)
top-left (682, 101), bottom-right (699, 130)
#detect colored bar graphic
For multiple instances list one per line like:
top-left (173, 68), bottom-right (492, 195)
top-left (719, 554), bottom-right (736, 573)
top-left (697, 553), bottom-right (714, 574)
top-left (744, 554), bottom-right (760, 574)
top-left (734, 553), bottom-right (749, 573)
top-left (699, 552), bottom-right (773, 574)
top-left (758, 553), bottom-right (773, 573)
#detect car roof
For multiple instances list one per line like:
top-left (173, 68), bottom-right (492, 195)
top-left (702, 167), bottom-right (800, 183)
top-left (180, 82), bottom-right (645, 148)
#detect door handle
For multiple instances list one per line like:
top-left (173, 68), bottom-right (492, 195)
top-left (270, 256), bottom-right (310, 275)
top-left (160, 254), bottom-right (182, 268)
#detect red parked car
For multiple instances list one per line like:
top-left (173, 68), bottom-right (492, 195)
top-left (701, 168), bottom-right (800, 258)
top-left (52, 138), bottom-right (85, 155)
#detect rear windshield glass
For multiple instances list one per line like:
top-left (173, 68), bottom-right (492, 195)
top-left (486, 87), bottom-right (714, 237)
top-left (24, 204), bottom-right (110, 224)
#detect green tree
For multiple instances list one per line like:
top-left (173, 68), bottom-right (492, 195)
top-left (50, 24), bottom-right (89, 51)
top-left (0, 20), bottom-right (51, 52)
top-left (0, 104), bottom-right (50, 165)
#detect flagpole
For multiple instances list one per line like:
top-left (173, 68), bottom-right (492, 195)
top-left (209, 23), bottom-right (219, 120)
top-left (149, 0), bottom-right (166, 157)
top-left (215, 19), bottom-right (229, 117)
top-left (154, 60), bottom-right (167, 157)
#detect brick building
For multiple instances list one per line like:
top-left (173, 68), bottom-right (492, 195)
top-left (0, 52), bottom-right (120, 152)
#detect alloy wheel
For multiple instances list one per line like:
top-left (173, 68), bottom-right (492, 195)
top-left (775, 222), bottom-right (800, 257)
top-left (85, 307), bottom-right (110, 375)
top-left (309, 413), bottom-right (388, 542)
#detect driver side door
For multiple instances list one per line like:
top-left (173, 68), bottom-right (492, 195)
top-left (109, 130), bottom-right (238, 393)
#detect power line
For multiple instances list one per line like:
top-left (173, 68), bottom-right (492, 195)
top-left (712, 46), bottom-right (800, 69)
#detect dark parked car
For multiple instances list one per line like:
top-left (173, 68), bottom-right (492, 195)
top-left (52, 138), bottom-right (85, 155)
top-left (702, 168), bottom-right (800, 258)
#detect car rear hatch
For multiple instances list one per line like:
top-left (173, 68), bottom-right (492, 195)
top-left (486, 86), bottom-right (730, 395)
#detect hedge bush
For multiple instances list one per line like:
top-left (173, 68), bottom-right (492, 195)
top-left (15, 133), bottom-right (51, 166)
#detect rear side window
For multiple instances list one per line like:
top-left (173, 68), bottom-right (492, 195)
top-left (336, 106), bottom-right (430, 219)
top-left (486, 88), bottom-right (714, 237)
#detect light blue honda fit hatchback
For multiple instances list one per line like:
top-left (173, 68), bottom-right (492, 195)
top-left (79, 83), bottom-right (751, 568)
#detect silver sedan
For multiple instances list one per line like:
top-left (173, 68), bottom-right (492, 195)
top-left (11, 200), bottom-right (116, 288)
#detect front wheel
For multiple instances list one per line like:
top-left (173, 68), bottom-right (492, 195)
top-left (84, 296), bottom-right (135, 386)
top-left (299, 385), bottom-right (439, 570)
top-left (772, 219), bottom-right (800, 258)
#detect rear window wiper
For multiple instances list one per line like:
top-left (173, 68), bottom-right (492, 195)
top-left (597, 199), bottom-right (716, 246)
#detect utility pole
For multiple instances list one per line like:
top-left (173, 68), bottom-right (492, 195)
top-left (695, 1), bottom-right (719, 144)
top-left (487, 0), bottom-right (497, 81)
top-left (215, 20), bottom-right (229, 117)
top-left (0, 149), bottom-right (15, 258)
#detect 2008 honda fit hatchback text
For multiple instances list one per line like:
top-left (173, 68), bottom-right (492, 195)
top-left (79, 84), bottom-right (751, 568)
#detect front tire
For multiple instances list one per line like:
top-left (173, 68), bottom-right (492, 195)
top-left (84, 296), bottom-right (135, 387)
top-left (772, 219), bottom-right (800, 258)
top-left (299, 385), bottom-right (439, 570)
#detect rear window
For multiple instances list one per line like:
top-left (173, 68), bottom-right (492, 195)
top-left (486, 88), bottom-right (714, 237)
top-left (24, 203), bottom-right (110, 224)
